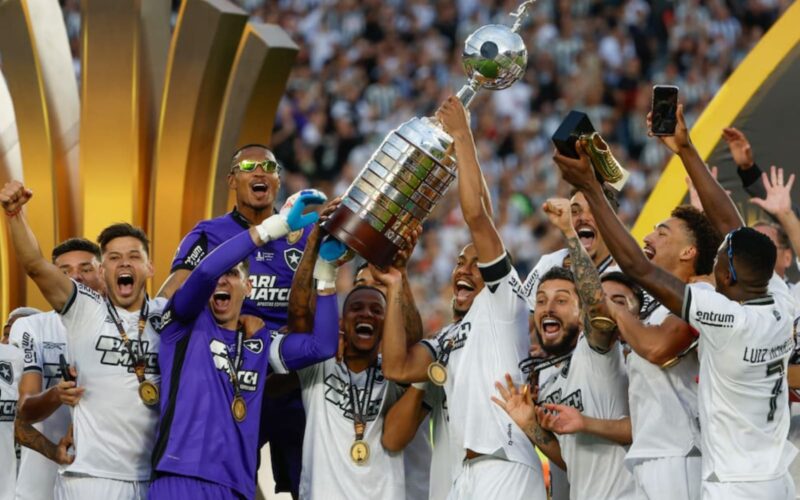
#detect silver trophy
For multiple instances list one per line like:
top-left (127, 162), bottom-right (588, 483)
top-left (322, 1), bottom-right (534, 267)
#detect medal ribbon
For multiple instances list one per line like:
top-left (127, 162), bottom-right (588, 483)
top-left (105, 297), bottom-right (149, 383)
top-left (220, 327), bottom-right (246, 400)
top-left (347, 366), bottom-right (376, 440)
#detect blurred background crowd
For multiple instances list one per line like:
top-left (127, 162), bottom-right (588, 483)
top-left (59, 0), bottom-right (793, 331)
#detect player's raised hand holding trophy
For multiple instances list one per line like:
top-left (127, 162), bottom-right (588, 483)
top-left (322, 1), bottom-right (536, 267)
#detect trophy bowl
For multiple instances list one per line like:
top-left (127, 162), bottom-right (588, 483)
top-left (321, 9), bottom-right (531, 268)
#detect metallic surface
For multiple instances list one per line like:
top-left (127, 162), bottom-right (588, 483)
top-left (208, 22), bottom-right (298, 218)
top-left (79, 0), bottom-right (169, 240)
top-left (149, 0), bottom-right (248, 287)
top-left (0, 0), bottom-right (77, 309)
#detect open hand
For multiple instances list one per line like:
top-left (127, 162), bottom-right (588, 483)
top-left (392, 226), bottom-right (422, 269)
top-left (721, 127), bottom-right (754, 169)
top-left (749, 165), bottom-right (795, 218)
top-left (491, 373), bottom-right (536, 433)
top-left (536, 403), bottom-right (586, 435)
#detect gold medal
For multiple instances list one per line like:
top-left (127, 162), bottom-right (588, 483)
top-left (231, 395), bottom-right (247, 422)
top-left (427, 361), bottom-right (448, 386)
top-left (138, 380), bottom-right (159, 406)
top-left (350, 439), bottom-right (370, 465)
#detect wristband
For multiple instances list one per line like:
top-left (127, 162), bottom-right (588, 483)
top-left (5, 207), bottom-right (21, 217)
top-left (313, 258), bottom-right (337, 283)
top-left (254, 214), bottom-right (289, 243)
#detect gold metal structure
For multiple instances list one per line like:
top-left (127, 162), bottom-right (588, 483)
top-left (0, 0), bottom-right (298, 321)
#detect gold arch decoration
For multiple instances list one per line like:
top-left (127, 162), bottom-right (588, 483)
top-left (0, 0), bottom-right (297, 321)
top-left (632, 1), bottom-right (800, 241)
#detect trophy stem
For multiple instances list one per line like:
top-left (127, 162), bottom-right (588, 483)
top-left (456, 79), bottom-right (482, 109)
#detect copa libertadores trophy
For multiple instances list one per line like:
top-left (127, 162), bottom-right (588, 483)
top-left (322, 1), bottom-right (534, 267)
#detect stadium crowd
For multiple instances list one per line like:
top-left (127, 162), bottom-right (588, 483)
top-left (1, 0), bottom-right (799, 500)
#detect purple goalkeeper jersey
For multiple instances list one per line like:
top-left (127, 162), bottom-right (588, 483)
top-left (171, 208), bottom-right (310, 331)
top-left (153, 230), bottom-right (338, 499)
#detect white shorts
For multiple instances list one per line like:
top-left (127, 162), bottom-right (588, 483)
top-left (447, 456), bottom-right (546, 500)
top-left (16, 449), bottom-right (59, 500)
top-left (702, 473), bottom-right (795, 500)
top-left (633, 455), bottom-right (701, 500)
top-left (54, 474), bottom-right (150, 500)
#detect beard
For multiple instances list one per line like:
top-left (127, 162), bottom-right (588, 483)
top-left (535, 322), bottom-right (580, 356)
top-left (451, 297), bottom-right (468, 321)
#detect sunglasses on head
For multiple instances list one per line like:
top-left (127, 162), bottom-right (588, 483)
top-left (725, 228), bottom-right (741, 284)
top-left (232, 159), bottom-right (281, 174)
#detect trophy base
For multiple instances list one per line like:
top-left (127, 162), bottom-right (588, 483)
top-left (322, 205), bottom-right (401, 269)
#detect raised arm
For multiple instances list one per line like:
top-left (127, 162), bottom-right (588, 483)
top-left (610, 306), bottom-right (695, 367)
top-left (650, 105), bottom-right (743, 233)
top-left (749, 166), bottom-right (800, 260)
top-left (382, 385), bottom-right (429, 452)
top-left (286, 224), bottom-right (322, 333)
top-left (371, 265), bottom-right (433, 383)
top-left (543, 198), bottom-right (615, 353)
top-left (171, 190), bottom-right (327, 322)
top-left (391, 227), bottom-right (424, 345)
top-left (553, 146), bottom-right (686, 317)
top-left (436, 96), bottom-right (504, 263)
top-left (0, 181), bottom-right (74, 311)
top-left (271, 292), bottom-right (339, 371)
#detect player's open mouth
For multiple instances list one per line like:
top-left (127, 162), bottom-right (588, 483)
top-left (117, 273), bottom-right (134, 296)
top-left (576, 226), bottom-right (595, 250)
top-left (540, 317), bottom-right (562, 340)
top-left (212, 291), bottom-right (231, 311)
top-left (643, 245), bottom-right (655, 260)
top-left (251, 182), bottom-right (268, 194)
top-left (355, 322), bottom-right (375, 339)
top-left (454, 279), bottom-right (475, 302)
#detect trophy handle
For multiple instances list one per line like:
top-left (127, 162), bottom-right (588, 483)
top-left (455, 79), bottom-right (482, 109)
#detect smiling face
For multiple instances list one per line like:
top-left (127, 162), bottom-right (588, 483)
top-left (342, 287), bottom-right (386, 355)
top-left (451, 244), bottom-right (484, 320)
top-left (55, 250), bottom-right (104, 293)
top-left (227, 147), bottom-right (280, 213)
top-left (570, 192), bottom-right (608, 261)
top-left (100, 236), bottom-right (154, 310)
top-left (534, 278), bottom-right (581, 355)
top-left (642, 217), bottom-right (695, 275)
top-left (209, 263), bottom-right (251, 327)
top-left (602, 280), bottom-right (640, 316)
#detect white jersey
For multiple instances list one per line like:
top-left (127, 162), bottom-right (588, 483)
top-left (0, 343), bottom-right (24, 500)
top-left (625, 303), bottom-right (701, 468)
top-left (522, 249), bottom-right (616, 311)
top-left (9, 311), bottom-right (72, 500)
top-left (682, 275), bottom-right (798, 481)
top-left (60, 282), bottom-right (166, 481)
top-left (403, 411), bottom-right (431, 500)
top-left (425, 384), bottom-right (460, 500)
top-left (420, 253), bottom-right (541, 474)
top-left (538, 335), bottom-right (636, 500)
top-left (296, 356), bottom-right (404, 500)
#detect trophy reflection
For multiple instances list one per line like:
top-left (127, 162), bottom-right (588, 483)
top-left (322, 1), bottom-right (535, 267)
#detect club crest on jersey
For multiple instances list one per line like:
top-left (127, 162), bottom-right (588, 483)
top-left (284, 248), bottom-right (303, 272)
top-left (287, 228), bottom-right (304, 245)
top-left (148, 313), bottom-right (164, 332)
top-left (244, 339), bottom-right (263, 354)
top-left (0, 361), bottom-right (13, 385)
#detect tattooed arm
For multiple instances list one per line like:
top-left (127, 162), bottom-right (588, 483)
top-left (287, 224), bottom-right (321, 333)
top-left (544, 199), bottom-right (615, 353)
top-left (15, 419), bottom-right (73, 465)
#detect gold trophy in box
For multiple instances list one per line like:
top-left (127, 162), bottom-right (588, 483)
top-left (322, 1), bottom-right (536, 267)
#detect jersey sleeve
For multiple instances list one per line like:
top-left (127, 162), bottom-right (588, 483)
top-left (170, 225), bottom-right (211, 272)
top-left (681, 283), bottom-right (746, 349)
top-left (59, 281), bottom-right (108, 343)
top-left (477, 252), bottom-right (526, 320)
top-left (419, 326), bottom-right (451, 362)
top-left (9, 316), bottom-right (42, 375)
top-left (267, 294), bottom-right (339, 373)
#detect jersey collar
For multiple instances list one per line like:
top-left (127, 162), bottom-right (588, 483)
top-left (229, 206), bottom-right (279, 229)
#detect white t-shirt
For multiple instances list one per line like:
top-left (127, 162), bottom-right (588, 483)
top-left (682, 275), bottom-right (798, 481)
top-left (295, 357), bottom-right (404, 500)
top-left (60, 283), bottom-right (166, 481)
top-left (0, 343), bottom-right (24, 500)
top-left (538, 335), bottom-right (636, 500)
top-left (625, 303), bottom-right (701, 468)
top-left (425, 383), bottom-right (460, 500)
top-left (421, 254), bottom-right (542, 476)
top-left (9, 311), bottom-right (72, 500)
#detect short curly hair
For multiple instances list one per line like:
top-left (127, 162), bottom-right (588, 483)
top-left (671, 205), bottom-right (722, 275)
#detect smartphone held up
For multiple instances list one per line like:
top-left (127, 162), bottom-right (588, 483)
top-left (651, 85), bottom-right (679, 136)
